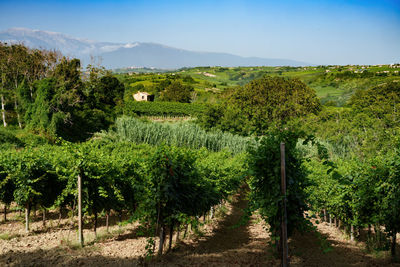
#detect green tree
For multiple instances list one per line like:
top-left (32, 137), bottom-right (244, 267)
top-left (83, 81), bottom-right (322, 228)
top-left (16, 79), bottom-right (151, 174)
top-left (201, 76), bottom-right (321, 135)
top-left (160, 81), bottom-right (193, 103)
top-left (350, 81), bottom-right (400, 128)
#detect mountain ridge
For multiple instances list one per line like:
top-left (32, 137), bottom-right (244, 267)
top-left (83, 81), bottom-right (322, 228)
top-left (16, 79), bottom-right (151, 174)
top-left (0, 28), bottom-right (310, 69)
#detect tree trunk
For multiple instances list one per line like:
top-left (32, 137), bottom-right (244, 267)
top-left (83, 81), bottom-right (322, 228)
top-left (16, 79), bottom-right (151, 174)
top-left (25, 203), bottom-right (31, 233)
top-left (14, 98), bottom-right (22, 129)
top-left (176, 223), bottom-right (180, 244)
top-left (106, 211), bottom-right (109, 233)
top-left (94, 212), bottom-right (98, 238)
top-left (274, 229), bottom-right (280, 256)
top-left (58, 208), bottom-right (62, 226)
top-left (391, 231), bottom-right (397, 259)
top-left (210, 206), bottom-right (214, 219)
top-left (323, 209), bottom-right (327, 222)
top-left (118, 211), bottom-right (122, 222)
top-left (329, 214), bottom-right (332, 226)
top-left (158, 225), bottom-right (166, 255)
top-left (350, 225), bottom-right (354, 241)
top-left (4, 205), bottom-right (6, 222)
top-left (183, 224), bottom-right (188, 239)
top-left (1, 94), bottom-right (6, 127)
top-left (168, 222), bottom-right (174, 251)
top-left (42, 209), bottom-right (46, 228)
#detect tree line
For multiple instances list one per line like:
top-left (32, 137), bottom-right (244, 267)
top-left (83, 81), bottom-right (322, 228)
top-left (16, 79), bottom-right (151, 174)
top-left (0, 42), bottom-right (125, 141)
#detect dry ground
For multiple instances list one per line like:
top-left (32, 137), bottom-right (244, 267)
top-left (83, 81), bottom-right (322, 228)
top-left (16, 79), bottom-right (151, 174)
top-left (0, 195), bottom-right (399, 266)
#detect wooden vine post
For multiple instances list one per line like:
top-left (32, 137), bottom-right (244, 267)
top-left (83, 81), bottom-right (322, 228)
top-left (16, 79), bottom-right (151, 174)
top-left (78, 172), bottom-right (83, 247)
top-left (280, 142), bottom-right (289, 267)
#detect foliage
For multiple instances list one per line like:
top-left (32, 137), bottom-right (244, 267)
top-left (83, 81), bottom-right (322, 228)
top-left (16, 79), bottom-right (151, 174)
top-left (159, 81), bottom-right (194, 103)
top-left (0, 150), bottom-right (16, 207)
top-left (0, 127), bottom-right (24, 149)
top-left (247, 129), bottom-right (310, 241)
top-left (112, 116), bottom-right (253, 154)
top-left (124, 100), bottom-right (207, 117)
top-left (0, 43), bottom-right (127, 141)
top-left (141, 146), bottom-right (214, 224)
top-left (350, 81), bottom-right (400, 128)
top-left (199, 76), bottom-right (321, 135)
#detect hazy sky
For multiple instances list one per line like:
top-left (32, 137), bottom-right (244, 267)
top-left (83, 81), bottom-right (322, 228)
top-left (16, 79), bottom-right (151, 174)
top-left (0, 0), bottom-right (399, 65)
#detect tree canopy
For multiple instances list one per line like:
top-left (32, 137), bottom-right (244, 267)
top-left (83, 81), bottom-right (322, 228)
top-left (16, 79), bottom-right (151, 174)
top-left (160, 81), bottom-right (194, 103)
top-left (199, 76), bottom-right (321, 135)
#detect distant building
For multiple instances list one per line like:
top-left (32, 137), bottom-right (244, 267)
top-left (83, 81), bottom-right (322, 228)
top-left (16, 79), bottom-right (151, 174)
top-left (203, 72), bottom-right (216, 77)
top-left (133, 91), bottom-right (154, 102)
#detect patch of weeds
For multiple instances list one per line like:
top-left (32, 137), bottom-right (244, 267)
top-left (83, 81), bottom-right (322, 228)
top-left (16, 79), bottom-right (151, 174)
top-left (192, 225), bottom-right (204, 237)
top-left (112, 227), bottom-right (125, 236)
top-left (315, 231), bottom-right (333, 254)
top-left (230, 207), bottom-right (251, 229)
top-left (365, 229), bottom-right (390, 253)
top-left (0, 232), bottom-right (18, 240)
top-left (215, 205), bottom-right (228, 218)
top-left (253, 215), bottom-right (263, 224)
top-left (135, 225), bottom-right (150, 237)
top-left (144, 237), bottom-right (155, 260)
top-left (371, 250), bottom-right (386, 259)
top-left (94, 231), bottom-right (113, 243)
top-left (60, 237), bottom-right (83, 250)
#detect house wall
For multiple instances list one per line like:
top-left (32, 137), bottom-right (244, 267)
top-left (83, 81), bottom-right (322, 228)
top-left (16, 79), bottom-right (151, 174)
top-left (133, 92), bottom-right (154, 102)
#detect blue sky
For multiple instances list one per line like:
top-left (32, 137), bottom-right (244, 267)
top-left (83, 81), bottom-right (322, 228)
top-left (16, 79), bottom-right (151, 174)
top-left (0, 0), bottom-right (399, 64)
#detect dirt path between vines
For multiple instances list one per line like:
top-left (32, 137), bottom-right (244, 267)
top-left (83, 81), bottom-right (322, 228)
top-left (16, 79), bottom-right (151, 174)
top-left (152, 192), bottom-right (399, 267)
top-left (152, 193), bottom-right (277, 267)
top-left (0, 193), bottom-right (399, 266)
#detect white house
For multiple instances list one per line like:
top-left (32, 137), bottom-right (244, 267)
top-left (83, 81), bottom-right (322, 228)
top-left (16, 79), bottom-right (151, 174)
top-left (133, 91), bottom-right (154, 102)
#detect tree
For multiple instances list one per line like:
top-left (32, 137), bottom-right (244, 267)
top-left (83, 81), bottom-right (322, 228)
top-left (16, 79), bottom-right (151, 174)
top-left (0, 43), bottom-right (8, 127)
top-left (160, 81), bottom-right (193, 103)
top-left (201, 76), bottom-right (321, 135)
top-left (24, 58), bottom-right (87, 140)
top-left (7, 44), bottom-right (30, 128)
top-left (350, 81), bottom-right (400, 128)
top-left (0, 42), bottom-right (61, 128)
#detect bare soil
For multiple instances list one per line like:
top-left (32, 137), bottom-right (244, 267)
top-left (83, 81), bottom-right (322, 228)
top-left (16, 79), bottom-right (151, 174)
top-left (0, 195), bottom-right (399, 266)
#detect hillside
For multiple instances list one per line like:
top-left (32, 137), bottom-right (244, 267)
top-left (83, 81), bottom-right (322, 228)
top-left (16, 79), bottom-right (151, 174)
top-left (117, 64), bottom-right (400, 106)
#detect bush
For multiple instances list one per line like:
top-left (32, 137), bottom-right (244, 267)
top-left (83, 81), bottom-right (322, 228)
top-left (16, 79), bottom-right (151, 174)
top-left (124, 101), bottom-right (207, 117)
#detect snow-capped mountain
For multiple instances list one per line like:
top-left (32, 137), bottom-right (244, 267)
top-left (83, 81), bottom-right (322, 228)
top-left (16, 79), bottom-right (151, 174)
top-left (0, 28), bottom-right (309, 69)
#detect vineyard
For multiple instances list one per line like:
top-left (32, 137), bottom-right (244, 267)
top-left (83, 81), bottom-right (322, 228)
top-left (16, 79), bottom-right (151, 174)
top-left (1, 124), bottom-right (399, 265)
top-left (0, 42), bottom-right (400, 266)
top-left (123, 101), bottom-right (207, 117)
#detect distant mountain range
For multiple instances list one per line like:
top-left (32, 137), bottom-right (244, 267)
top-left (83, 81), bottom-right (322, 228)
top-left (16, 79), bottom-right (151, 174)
top-left (0, 28), bottom-right (309, 69)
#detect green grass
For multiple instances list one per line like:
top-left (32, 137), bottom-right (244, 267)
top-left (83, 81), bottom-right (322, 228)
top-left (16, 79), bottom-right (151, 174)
top-left (110, 116), bottom-right (253, 154)
top-left (0, 232), bottom-right (19, 240)
top-left (115, 64), bottom-right (400, 106)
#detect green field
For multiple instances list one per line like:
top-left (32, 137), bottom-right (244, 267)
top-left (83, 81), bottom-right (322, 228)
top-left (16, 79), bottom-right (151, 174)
top-left (115, 64), bottom-right (400, 106)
